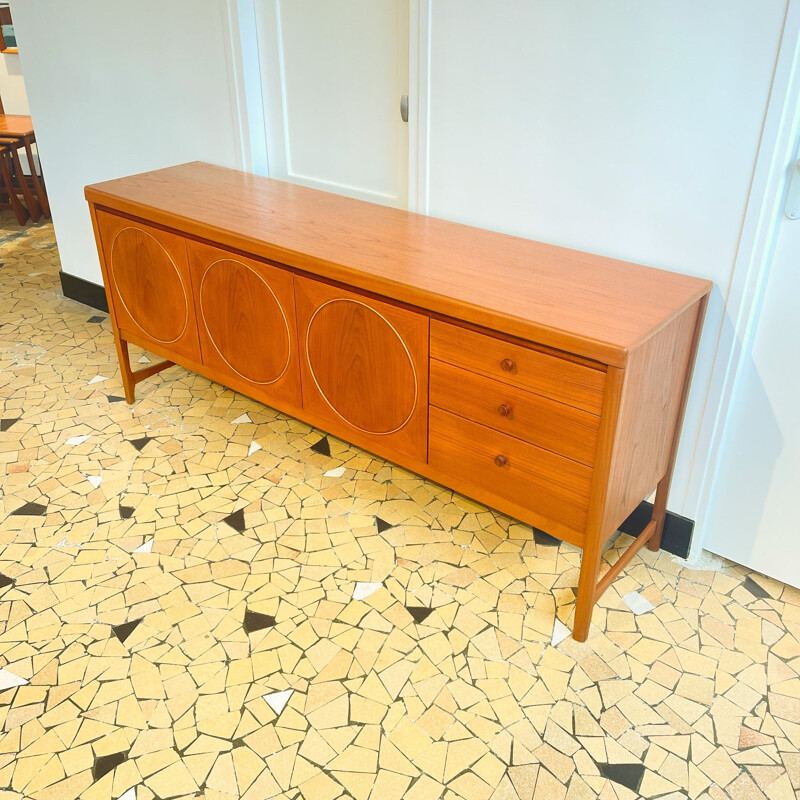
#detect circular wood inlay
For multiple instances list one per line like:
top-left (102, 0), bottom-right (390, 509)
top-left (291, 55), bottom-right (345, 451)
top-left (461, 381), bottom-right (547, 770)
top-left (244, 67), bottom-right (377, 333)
top-left (200, 259), bottom-right (291, 384)
top-left (110, 227), bottom-right (188, 343)
top-left (306, 298), bottom-right (417, 435)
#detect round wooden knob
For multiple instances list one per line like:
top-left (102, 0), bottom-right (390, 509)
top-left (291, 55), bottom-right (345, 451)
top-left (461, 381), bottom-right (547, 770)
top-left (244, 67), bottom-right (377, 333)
top-left (500, 358), bottom-right (516, 372)
top-left (497, 404), bottom-right (512, 417)
top-left (494, 455), bottom-right (508, 467)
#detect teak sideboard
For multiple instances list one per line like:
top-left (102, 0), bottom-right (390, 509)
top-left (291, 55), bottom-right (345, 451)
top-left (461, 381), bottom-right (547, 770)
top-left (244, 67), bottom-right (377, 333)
top-left (85, 162), bottom-right (711, 641)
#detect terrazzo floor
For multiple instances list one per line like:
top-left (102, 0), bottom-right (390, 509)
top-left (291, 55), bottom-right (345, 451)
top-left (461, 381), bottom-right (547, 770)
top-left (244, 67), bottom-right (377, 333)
top-left (1, 212), bottom-right (799, 800)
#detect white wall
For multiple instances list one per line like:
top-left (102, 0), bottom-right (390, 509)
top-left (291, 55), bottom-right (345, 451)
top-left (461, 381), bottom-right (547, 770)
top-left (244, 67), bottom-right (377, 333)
top-left (9, 0), bottom-right (794, 563)
top-left (9, 0), bottom-right (244, 284)
top-left (423, 0), bottom-right (788, 533)
top-left (0, 50), bottom-right (29, 114)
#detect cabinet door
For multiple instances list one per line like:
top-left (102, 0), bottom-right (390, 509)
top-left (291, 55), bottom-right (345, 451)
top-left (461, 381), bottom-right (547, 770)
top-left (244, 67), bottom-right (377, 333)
top-left (96, 211), bottom-right (201, 363)
top-left (187, 241), bottom-right (301, 409)
top-left (295, 275), bottom-right (429, 462)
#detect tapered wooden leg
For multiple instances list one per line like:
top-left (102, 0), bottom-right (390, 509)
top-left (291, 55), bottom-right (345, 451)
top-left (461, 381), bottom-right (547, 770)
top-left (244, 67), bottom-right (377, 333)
top-left (115, 337), bottom-right (137, 404)
top-left (112, 334), bottom-right (175, 403)
top-left (575, 519), bottom-right (660, 640)
top-left (574, 535), bottom-right (603, 642)
top-left (647, 475), bottom-right (670, 552)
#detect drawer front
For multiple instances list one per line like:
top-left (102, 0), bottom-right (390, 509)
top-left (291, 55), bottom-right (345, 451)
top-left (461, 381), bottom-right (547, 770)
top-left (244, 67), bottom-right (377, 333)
top-left (430, 319), bottom-right (605, 415)
top-left (295, 275), bottom-right (429, 463)
top-left (430, 360), bottom-right (599, 466)
top-left (96, 210), bottom-right (202, 364)
top-left (429, 407), bottom-right (592, 535)
top-left (187, 240), bottom-right (302, 409)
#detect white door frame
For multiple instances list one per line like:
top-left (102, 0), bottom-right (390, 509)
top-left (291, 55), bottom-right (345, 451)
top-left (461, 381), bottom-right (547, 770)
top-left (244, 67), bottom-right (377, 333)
top-left (684, 0), bottom-right (800, 557)
top-left (407, 0), bottom-right (431, 213)
top-left (221, 0), bottom-right (270, 175)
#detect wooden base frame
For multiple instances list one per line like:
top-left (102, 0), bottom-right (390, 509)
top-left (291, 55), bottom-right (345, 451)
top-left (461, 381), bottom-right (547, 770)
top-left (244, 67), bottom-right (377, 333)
top-left (115, 338), bottom-right (174, 404)
top-left (112, 292), bottom-right (706, 644)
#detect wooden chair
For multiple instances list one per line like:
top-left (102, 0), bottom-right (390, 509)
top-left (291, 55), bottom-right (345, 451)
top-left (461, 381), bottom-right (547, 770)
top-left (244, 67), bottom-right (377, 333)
top-left (0, 92), bottom-right (49, 223)
top-left (0, 136), bottom-right (41, 221)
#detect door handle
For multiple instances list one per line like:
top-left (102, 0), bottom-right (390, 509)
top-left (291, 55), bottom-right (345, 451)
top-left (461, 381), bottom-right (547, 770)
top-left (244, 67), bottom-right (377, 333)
top-left (400, 95), bottom-right (409, 123)
top-left (785, 159), bottom-right (800, 219)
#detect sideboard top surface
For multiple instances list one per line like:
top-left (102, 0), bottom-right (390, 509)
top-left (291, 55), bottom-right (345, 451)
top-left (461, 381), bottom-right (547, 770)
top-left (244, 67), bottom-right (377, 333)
top-left (85, 161), bottom-right (711, 366)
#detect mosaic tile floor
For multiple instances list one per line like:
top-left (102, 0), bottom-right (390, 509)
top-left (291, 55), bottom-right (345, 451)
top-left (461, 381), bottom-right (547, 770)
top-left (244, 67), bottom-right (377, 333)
top-left (1, 212), bottom-right (799, 800)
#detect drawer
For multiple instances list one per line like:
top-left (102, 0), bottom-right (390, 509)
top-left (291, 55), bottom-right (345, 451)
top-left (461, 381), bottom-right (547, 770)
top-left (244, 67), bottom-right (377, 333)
top-left (429, 407), bottom-right (592, 535)
top-left (430, 319), bottom-right (605, 414)
top-left (430, 360), bottom-right (599, 466)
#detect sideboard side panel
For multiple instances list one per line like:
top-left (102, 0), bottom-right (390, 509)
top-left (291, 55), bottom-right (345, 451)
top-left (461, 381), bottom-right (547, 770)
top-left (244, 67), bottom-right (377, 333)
top-left (601, 302), bottom-right (702, 537)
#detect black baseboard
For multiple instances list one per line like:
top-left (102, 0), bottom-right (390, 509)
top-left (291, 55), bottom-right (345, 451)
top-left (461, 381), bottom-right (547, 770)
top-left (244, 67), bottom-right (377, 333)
top-left (59, 271), bottom-right (108, 312)
top-left (619, 501), bottom-right (694, 559)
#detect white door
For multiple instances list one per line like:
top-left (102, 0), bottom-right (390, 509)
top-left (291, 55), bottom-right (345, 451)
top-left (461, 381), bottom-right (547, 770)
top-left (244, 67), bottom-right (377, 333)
top-left (703, 162), bottom-right (800, 588)
top-left (255, 0), bottom-right (409, 208)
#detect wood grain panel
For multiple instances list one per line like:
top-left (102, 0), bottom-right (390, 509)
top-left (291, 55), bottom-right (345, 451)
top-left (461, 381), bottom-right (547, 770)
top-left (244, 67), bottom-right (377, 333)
top-left (430, 319), bottom-right (606, 414)
top-left (600, 302), bottom-right (701, 537)
top-left (295, 275), bottom-right (429, 462)
top-left (429, 407), bottom-right (593, 536)
top-left (187, 240), bottom-right (301, 407)
top-left (96, 210), bottom-right (201, 363)
top-left (430, 359), bottom-right (600, 466)
top-left (105, 223), bottom-right (186, 343)
top-left (85, 162), bottom-right (713, 366)
top-left (200, 262), bottom-right (290, 382)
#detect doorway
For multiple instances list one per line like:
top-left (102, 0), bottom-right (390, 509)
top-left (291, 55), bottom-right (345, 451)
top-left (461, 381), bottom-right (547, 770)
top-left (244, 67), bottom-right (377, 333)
top-left (255, 0), bottom-right (410, 209)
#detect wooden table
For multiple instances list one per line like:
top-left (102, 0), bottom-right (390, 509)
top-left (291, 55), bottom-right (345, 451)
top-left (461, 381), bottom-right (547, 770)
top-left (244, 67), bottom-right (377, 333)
top-left (0, 114), bottom-right (49, 220)
top-left (85, 162), bottom-right (711, 641)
